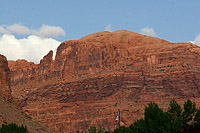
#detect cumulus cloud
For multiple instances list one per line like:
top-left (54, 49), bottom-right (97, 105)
top-left (0, 25), bottom-right (9, 34)
top-left (0, 23), bottom-right (66, 38)
top-left (105, 24), bottom-right (112, 32)
top-left (0, 34), bottom-right (60, 64)
top-left (7, 23), bottom-right (31, 35)
top-left (34, 24), bottom-right (66, 38)
top-left (0, 23), bottom-right (66, 63)
top-left (140, 26), bottom-right (157, 37)
top-left (193, 34), bottom-right (200, 46)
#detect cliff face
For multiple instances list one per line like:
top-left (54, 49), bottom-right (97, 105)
top-left (9, 30), bottom-right (171, 87)
top-left (8, 51), bottom-right (53, 85)
top-left (8, 30), bottom-right (200, 132)
top-left (0, 54), bottom-right (11, 100)
top-left (0, 54), bottom-right (52, 132)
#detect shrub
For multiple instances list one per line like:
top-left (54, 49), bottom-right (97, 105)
top-left (0, 123), bottom-right (28, 133)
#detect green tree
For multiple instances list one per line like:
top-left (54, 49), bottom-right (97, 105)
top-left (0, 123), bottom-right (28, 133)
top-left (144, 102), bottom-right (171, 133)
top-left (168, 99), bottom-right (182, 121)
top-left (193, 109), bottom-right (200, 125)
top-left (83, 99), bottom-right (200, 133)
top-left (87, 126), bottom-right (112, 133)
top-left (97, 127), bottom-right (110, 133)
top-left (167, 99), bottom-right (183, 132)
top-left (182, 99), bottom-right (196, 128)
top-left (130, 119), bottom-right (147, 133)
top-left (88, 126), bottom-right (97, 133)
top-left (113, 126), bottom-right (130, 133)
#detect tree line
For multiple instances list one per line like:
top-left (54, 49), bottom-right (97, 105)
top-left (0, 123), bottom-right (28, 133)
top-left (77, 99), bottom-right (200, 133)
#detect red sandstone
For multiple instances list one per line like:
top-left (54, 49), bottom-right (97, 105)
top-left (0, 54), bottom-right (52, 132)
top-left (8, 30), bottom-right (200, 132)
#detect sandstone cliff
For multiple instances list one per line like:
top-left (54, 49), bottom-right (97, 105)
top-left (0, 54), bottom-right (52, 132)
top-left (0, 54), bottom-right (11, 100)
top-left (8, 30), bottom-right (200, 132)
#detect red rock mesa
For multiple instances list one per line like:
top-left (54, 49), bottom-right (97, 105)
top-left (8, 30), bottom-right (200, 132)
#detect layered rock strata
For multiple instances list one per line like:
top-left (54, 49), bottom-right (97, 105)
top-left (8, 30), bottom-right (200, 132)
top-left (0, 54), bottom-right (52, 132)
top-left (0, 54), bottom-right (11, 100)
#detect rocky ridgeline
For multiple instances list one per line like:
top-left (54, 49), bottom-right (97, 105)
top-left (8, 30), bottom-right (200, 132)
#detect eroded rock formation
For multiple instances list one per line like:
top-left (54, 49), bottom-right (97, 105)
top-left (0, 54), bottom-right (11, 100)
top-left (0, 54), bottom-right (52, 132)
top-left (8, 30), bottom-right (200, 132)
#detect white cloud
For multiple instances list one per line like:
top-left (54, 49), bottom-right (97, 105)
top-left (0, 34), bottom-right (60, 64)
top-left (0, 25), bottom-right (9, 34)
top-left (35, 24), bottom-right (66, 38)
top-left (140, 26), bottom-right (157, 37)
top-left (193, 34), bottom-right (200, 46)
top-left (105, 24), bottom-right (112, 32)
top-left (7, 23), bottom-right (31, 35)
top-left (0, 23), bottom-right (66, 38)
top-left (0, 23), bottom-right (65, 63)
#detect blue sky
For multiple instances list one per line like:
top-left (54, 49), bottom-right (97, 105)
top-left (0, 0), bottom-right (200, 63)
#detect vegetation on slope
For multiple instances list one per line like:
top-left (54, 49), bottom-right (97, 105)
top-left (0, 96), bottom-right (53, 133)
top-left (0, 123), bottom-right (28, 133)
top-left (77, 99), bottom-right (200, 133)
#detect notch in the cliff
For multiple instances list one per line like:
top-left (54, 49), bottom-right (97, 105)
top-left (40, 50), bottom-right (53, 64)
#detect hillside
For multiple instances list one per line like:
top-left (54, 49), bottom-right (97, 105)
top-left (8, 30), bottom-right (200, 132)
top-left (0, 95), bottom-right (53, 133)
